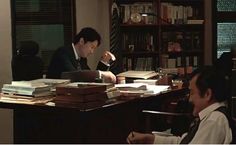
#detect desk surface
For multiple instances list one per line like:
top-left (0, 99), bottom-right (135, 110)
top-left (0, 88), bottom-right (188, 143)
top-left (0, 88), bottom-right (188, 111)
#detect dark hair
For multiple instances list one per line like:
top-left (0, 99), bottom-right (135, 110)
top-left (73, 27), bottom-right (101, 46)
top-left (214, 52), bottom-right (232, 78)
top-left (18, 41), bottom-right (39, 56)
top-left (190, 66), bottom-right (229, 102)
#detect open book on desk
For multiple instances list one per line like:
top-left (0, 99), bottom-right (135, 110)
top-left (117, 71), bottom-right (158, 79)
top-left (133, 79), bottom-right (158, 85)
top-left (145, 85), bottom-right (170, 95)
top-left (115, 83), bottom-right (147, 91)
top-left (67, 82), bottom-right (114, 89)
top-left (114, 83), bottom-right (170, 97)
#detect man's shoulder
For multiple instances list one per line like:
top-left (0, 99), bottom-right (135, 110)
top-left (56, 45), bottom-right (72, 53)
top-left (53, 45), bottom-right (74, 58)
top-left (206, 108), bottom-right (229, 125)
top-left (210, 110), bottom-right (228, 119)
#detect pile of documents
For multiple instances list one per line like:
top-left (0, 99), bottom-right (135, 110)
top-left (1, 80), bottom-right (56, 104)
top-left (0, 79), bottom-right (71, 104)
top-left (2, 82), bottom-right (52, 97)
top-left (116, 71), bottom-right (158, 79)
top-left (114, 83), bottom-right (170, 99)
top-left (54, 82), bottom-right (111, 109)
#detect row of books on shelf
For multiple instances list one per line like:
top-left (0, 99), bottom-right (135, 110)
top-left (161, 55), bottom-right (199, 68)
top-left (233, 58), bottom-right (236, 70)
top-left (135, 57), bottom-right (153, 71)
top-left (162, 31), bottom-right (202, 52)
top-left (123, 57), bottom-right (154, 71)
top-left (121, 31), bottom-right (202, 53)
top-left (122, 32), bottom-right (155, 52)
top-left (119, 2), bottom-right (156, 24)
top-left (123, 55), bottom-right (200, 71)
top-left (161, 3), bottom-right (204, 25)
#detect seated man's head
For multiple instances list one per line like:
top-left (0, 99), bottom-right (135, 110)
top-left (18, 41), bottom-right (39, 56)
top-left (73, 27), bottom-right (101, 58)
top-left (188, 66), bottom-right (228, 116)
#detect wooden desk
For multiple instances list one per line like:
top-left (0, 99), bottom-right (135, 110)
top-left (0, 88), bottom-right (188, 143)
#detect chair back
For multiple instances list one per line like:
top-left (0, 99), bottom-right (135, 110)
top-left (12, 41), bottom-right (44, 81)
top-left (142, 96), bottom-right (193, 136)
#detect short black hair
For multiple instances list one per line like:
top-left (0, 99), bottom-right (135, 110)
top-left (190, 66), bottom-right (229, 102)
top-left (73, 27), bottom-right (101, 46)
top-left (18, 41), bottom-right (39, 56)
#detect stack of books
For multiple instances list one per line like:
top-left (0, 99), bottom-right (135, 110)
top-left (2, 81), bottom-right (52, 97)
top-left (1, 81), bottom-right (54, 104)
top-left (114, 83), bottom-right (170, 99)
top-left (114, 83), bottom-right (153, 99)
top-left (54, 83), bottom-right (110, 109)
top-left (33, 78), bottom-right (70, 88)
top-left (117, 71), bottom-right (158, 79)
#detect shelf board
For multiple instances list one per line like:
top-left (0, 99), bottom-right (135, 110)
top-left (161, 0), bottom-right (203, 4)
top-left (121, 24), bottom-right (158, 27)
top-left (163, 50), bottom-right (203, 55)
top-left (184, 50), bottom-right (203, 53)
top-left (117, 0), bottom-right (154, 4)
top-left (161, 24), bottom-right (204, 30)
top-left (123, 51), bottom-right (159, 57)
top-left (120, 24), bottom-right (204, 29)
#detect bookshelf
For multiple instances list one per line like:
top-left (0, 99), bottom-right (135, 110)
top-left (111, 0), bottom-right (205, 72)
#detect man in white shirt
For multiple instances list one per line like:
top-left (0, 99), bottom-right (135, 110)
top-left (127, 66), bottom-right (233, 144)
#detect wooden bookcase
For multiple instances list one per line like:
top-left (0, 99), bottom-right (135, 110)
top-left (112, 0), bottom-right (205, 72)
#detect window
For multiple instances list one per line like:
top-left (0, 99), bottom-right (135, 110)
top-left (11, 0), bottom-right (76, 71)
top-left (213, 0), bottom-right (236, 59)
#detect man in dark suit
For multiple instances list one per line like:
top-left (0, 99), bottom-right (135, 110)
top-left (47, 27), bottom-right (116, 83)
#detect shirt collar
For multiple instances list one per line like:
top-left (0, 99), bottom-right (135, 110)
top-left (198, 102), bottom-right (226, 120)
top-left (72, 43), bottom-right (79, 60)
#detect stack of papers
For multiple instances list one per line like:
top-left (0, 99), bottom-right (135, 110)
top-left (0, 93), bottom-right (54, 104)
top-left (2, 83), bottom-right (52, 97)
top-left (115, 83), bottom-right (170, 96)
top-left (34, 78), bottom-right (70, 86)
top-left (117, 71), bottom-right (158, 79)
top-left (115, 83), bottom-right (147, 91)
top-left (133, 79), bottom-right (158, 85)
top-left (67, 82), bottom-right (114, 89)
top-left (146, 85), bottom-right (170, 95)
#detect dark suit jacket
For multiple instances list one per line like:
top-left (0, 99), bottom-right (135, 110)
top-left (215, 52), bottom-right (232, 77)
top-left (47, 45), bottom-right (109, 79)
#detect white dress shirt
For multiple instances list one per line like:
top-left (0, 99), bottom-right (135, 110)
top-left (153, 102), bottom-right (232, 144)
top-left (72, 43), bottom-right (79, 60)
top-left (71, 43), bottom-right (107, 79)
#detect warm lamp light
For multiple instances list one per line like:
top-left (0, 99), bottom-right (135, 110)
top-left (140, 12), bottom-right (157, 17)
top-left (140, 12), bottom-right (170, 24)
